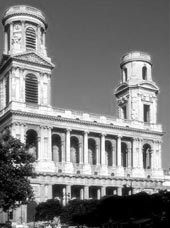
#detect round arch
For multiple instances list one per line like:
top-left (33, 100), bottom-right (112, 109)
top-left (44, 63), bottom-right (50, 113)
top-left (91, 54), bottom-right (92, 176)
top-left (105, 140), bottom-right (112, 166)
top-left (88, 138), bottom-right (96, 165)
top-left (26, 129), bottom-right (38, 159)
top-left (70, 136), bottom-right (79, 163)
top-left (121, 142), bottom-right (128, 168)
top-left (143, 143), bottom-right (152, 169)
top-left (52, 134), bottom-right (62, 162)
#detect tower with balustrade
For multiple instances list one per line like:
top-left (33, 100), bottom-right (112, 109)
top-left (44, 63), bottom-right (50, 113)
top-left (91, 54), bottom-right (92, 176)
top-left (0, 5), bottom-right (164, 224)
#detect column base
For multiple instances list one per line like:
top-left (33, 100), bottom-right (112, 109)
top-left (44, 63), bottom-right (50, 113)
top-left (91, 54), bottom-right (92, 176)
top-left (132, 167), bottom-right (145, 178)
top-left (151, 169), bottom-right (164, 178)
top-left (100, 165), bottom-right (108, 176)
top-left (64, 162), bottom-right (73, 173)
top-left (35, 160), bottom-right (55, 172)
top-left (116, 166), bottom-right (124, 177)
top-left (83, 164), bottom-right (92, 175)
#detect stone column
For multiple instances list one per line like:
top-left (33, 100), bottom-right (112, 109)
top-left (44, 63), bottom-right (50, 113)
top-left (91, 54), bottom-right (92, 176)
top-left (21, 21), bottom-right (25, 51)
top-left (101, 133), bottom-right (106, 165)
top-left (97, 188), bottom-right (101, 200)
top-left (4, 29), bottom-right (7, 53)
top-left (96, 142), bottom-right (100, 165)
top-left (79, 142), bottom-right (83, 164)
top-left (62, 187), bottom-right (66, 206)
top-left (48, 127), bottom-right (52, 161)
top-left (132, 138), bottom-right (138, 168)
top-left (117, 187), bottom-right (122, 196)
top-left (158, 141), bottom-right (162, 169)
top-left (61, 140), bottom-right (64, 162)
top-left (84, 186), bottom-right (89, 199)
top-left (66, 129), bottom-right (71, 162)
top-left (40, 184), bottom-right (45, 202)
top-left (84, 131), bottom-right (88, 164)
top-left (37, 25), bottom-right (41, 51)
top-left (128, 142), bottom-right (132, 168)
top-left (117, 136), bottom-right (122, 167)
top-left (101, 186), bottom-right (106, 197)
top-left (10, 23), bottom-right (13, 53)
top-left (111, 140), bottom-right (116, 167)
top-left (138, 139), bottom-right (143, 168)
top-left (80, 188), bottom-right (84, 200)
top-left (38, 126), bottom-right (42, 160)
top-left (66, 185), bottom-right (71, 202)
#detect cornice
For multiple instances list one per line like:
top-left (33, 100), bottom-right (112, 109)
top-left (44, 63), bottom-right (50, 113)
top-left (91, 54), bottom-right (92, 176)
top-left (7, 109), bottom-right (164, 137)
top-left (33, 172), bottom-right (164, 183)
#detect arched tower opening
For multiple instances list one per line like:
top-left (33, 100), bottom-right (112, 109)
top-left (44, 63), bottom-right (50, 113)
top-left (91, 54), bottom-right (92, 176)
top-left (88, 138), bottom-right (97, 165)
top-left (115, 51), bottom-right (158, 123)
top-left (52, 134), bottom-right (62, 162)
top-left (105, 140), bottom-right (112, 166)
top-left (70, 136), bottom-right (79, 163)
top-left (143, 144), bottom-right (152, 169)
top-left (26, 129), bottom-right (38, 160)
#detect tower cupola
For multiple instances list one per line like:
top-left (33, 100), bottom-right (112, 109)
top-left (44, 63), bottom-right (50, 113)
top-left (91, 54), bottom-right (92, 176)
top-left (115, 51), bottom-right (159, 124)
top-left (2, 5), bottom-right (48, 57)
top-left (120, 51), bottom-right (152, 84)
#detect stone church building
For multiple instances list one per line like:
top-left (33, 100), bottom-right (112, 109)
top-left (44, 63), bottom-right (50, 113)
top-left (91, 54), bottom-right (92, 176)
top-left (0, 5), bottom-right (164, 224)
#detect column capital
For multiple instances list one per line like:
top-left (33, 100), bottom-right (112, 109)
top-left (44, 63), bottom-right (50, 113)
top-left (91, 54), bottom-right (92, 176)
top-left (65, 128), bottom-right (72, 133)
top-left (84, 130), bottom-right (89, 134)
top-left (117, 135), bottom-right (122, 139)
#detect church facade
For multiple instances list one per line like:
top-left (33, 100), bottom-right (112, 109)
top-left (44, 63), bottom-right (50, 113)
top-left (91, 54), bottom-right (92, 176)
top-left (0, 5), bottom-right (164, 224)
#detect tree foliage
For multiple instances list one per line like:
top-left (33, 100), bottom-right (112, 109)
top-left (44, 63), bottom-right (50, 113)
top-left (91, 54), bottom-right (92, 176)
top-left (0, 128), bottom-right (35, 212)
top-left (35, 199), bottom-right (62, 221)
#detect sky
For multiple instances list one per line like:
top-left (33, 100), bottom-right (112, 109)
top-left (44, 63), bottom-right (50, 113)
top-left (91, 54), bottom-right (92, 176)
top-left (0, 0), bottom-right (169, 168)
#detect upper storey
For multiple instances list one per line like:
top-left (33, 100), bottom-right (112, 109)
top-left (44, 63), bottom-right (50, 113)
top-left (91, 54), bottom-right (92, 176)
top-left (120, 51), bottom-right (153, 85)
top-left (2, 5), bottom-right (48, 58)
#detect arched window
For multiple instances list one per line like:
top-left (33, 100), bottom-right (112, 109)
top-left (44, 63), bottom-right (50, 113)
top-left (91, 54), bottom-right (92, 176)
top-left (52, 135), bottom-right (62, 162)
top-left (26, 27), bottom-right (36, 50)
top-left (88, 138), bottom-right (96, 165)
top-left (121, 142), bottom-right (128, 167)
top-left (143, 144), bottom-right (152, 169)
top-left (105, 140), bottom-right (112, 166)
top-left (142, 66), bottom-right (147, 80)
top-left (123, 68), bottom-right (128, 82)
top-left (26, 129), bottom-right (38, 159)
top-left (70, 136), bottom-right (79, 163)
top-left (25, 74), bottom-right (38, 104)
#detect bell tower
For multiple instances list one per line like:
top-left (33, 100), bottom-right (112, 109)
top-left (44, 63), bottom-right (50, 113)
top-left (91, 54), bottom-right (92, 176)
top-left (0, 5), bottom-right (54, 111)
top-left (115, 51), bottom-right (159, 124)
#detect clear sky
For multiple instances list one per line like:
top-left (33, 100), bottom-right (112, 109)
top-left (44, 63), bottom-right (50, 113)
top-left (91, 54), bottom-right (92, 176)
top-left (0, 0), bottom-right (169, 168)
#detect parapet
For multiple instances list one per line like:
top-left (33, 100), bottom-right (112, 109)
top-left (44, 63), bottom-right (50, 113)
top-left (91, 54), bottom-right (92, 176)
top-left (2, 5), bottom-right (47, 28)
top-left (120, 51), bottom-right (152, 67)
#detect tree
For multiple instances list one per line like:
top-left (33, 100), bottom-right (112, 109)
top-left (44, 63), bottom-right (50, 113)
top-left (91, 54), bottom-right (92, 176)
top-left (35, 199), bottom-right (62, 221)
top-left (0, 128), bottom-right (35, 212)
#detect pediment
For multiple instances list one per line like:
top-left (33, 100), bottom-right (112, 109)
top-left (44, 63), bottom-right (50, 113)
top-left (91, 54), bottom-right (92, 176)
top-left (13, 52), bottom-right (55, 68)
top-left (139, 82), bottom-right (159, 91)
top-left (115, 83), bottom-right (128, 94)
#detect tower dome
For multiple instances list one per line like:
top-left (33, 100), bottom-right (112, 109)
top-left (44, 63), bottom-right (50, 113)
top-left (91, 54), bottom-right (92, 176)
top-left (120, 51), bottom-right (152, 84)
top-left (2, 5), bottom-right (48, 56)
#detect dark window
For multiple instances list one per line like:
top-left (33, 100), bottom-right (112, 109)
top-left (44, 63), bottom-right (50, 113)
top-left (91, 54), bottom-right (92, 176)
top-left (26, 129), bottom-right (38, 160)
top-left (123, 68), bottom-right (128, 81)
top-left (142, 66), bottom-right (147, 80)
top-left (6, 76), bottom-right (9, 106)
top-left (25, 74), bottom-right (38, 104)
top-left (144, 104), bottom-right (150, 122)
top-left (122, 105), bottom-right (127, 119)
top-left (26, 27), bottom-right (36, 50)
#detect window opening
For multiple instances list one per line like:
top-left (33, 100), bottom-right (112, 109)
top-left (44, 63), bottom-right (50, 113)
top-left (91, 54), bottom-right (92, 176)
top-left (142, 66), bottom-right (147, 80)
top-left (143, 104), bottom-right (150, 123)
top-left (25, 74), bottom-right (38, 104)
top-left (122, 105), bottom-right (127, 119)
top-left (26, 27), bottom-right (36, 50)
